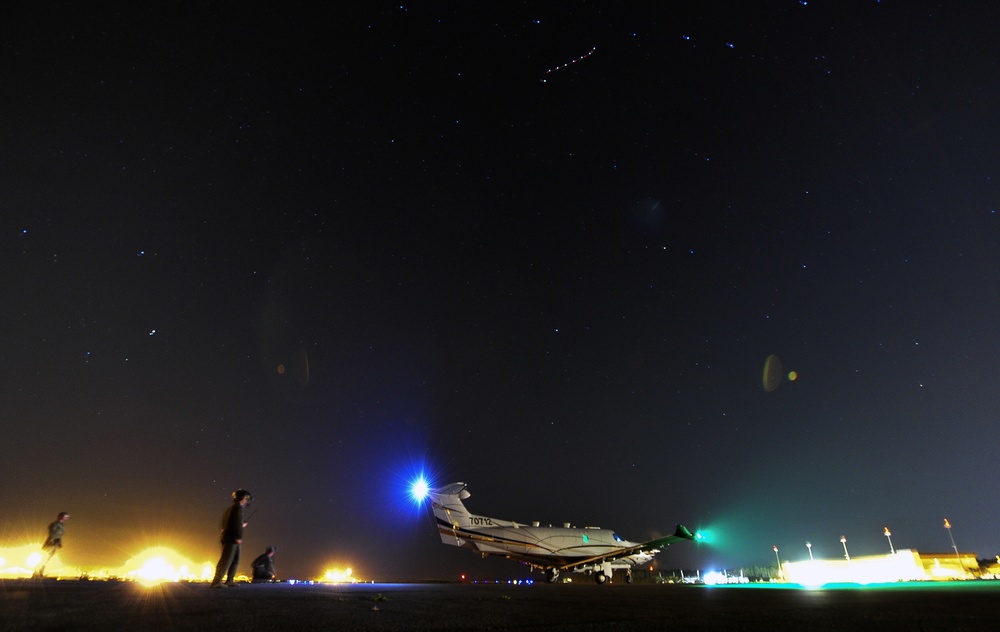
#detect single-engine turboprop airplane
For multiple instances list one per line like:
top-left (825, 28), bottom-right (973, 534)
top-left (425, 482), bottom-right (697, 584)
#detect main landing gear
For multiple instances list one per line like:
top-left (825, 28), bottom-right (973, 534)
top-left (593, 561), bottom-right (615, 585)
top-left (594, 569), bottom-right (632, 585)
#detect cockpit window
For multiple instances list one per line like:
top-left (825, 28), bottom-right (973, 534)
top-left (612, 533), bottom-right (624, 542)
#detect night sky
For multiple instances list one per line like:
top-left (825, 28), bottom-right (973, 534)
top-left (3, 1), bottom-right (999, 580)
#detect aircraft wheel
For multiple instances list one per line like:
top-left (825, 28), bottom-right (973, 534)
top-left (546, 569), bottom-right (559, 584)
top-left (595, 571), bottom-right (608, 585)
top-left (625, 571), bottom-right (633, 584)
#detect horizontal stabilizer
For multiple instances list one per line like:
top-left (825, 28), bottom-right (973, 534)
top-left (674, 524), bottom-right (696, 541)
top-left (554, 524), bottom-right (697, 571)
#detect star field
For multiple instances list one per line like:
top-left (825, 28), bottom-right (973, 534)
top-left (2, 1), bottom-right (999, 579)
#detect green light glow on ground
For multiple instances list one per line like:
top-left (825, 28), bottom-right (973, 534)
top-left (703, 581), bottom-right (1000, 592)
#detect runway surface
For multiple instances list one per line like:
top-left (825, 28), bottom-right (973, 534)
top-left (2, 579), bottom-right (997, 631)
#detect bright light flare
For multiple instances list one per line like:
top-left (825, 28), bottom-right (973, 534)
top-left (119, 547), bottom-right (209, 586)
top-left (0, 542), bottom-right (215, 582)
top-left (0, 544), bottom-right (62, 579)
top-left (323, 567), bottom-right (356, 583)
top-left (410, 477), bottom-right (429, 502)
top-left (783, 550), bottom-right (929, 586)
top-left (392, 459), bottom-right (443, 515)
top-left (137, 557), bottom-right (171, 586)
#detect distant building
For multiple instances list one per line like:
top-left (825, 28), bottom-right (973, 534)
top-left (979, 558), bottom-right (1000, 579)
top-left (914, 552), bottom-right (979, 580)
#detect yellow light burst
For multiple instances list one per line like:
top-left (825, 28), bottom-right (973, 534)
top-left (120, 547), bottom-right (210, 586)
top-left (0, 544), bottom-right (68, 578)
top-left (0, 541), bottom-right (216, 584)
top-left (323, 567), bottom-right (356, 583)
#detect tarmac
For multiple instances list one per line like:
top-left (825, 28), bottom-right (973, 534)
top-left (2, 579), bottom-right (998, 631)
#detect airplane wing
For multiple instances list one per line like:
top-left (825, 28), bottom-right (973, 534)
top-left (555, 524), bottom-right (696, 571)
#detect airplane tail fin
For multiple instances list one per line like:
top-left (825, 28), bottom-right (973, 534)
top-left (428, 482), bottom-right (474, 547)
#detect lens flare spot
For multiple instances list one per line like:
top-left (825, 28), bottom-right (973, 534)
top-left (762, 354), bottom-right (783, 392)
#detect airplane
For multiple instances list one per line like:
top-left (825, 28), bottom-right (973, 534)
top-left (422, 481), bottom-right (698, 584)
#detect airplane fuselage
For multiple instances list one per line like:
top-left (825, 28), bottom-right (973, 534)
top-left (449, 523), bottom-right (650, 568)
top-left (427, 482), bottom-right (692, 584)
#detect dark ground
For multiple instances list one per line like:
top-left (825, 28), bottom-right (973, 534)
top-left (2, 579), bottom-right (998, 631)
